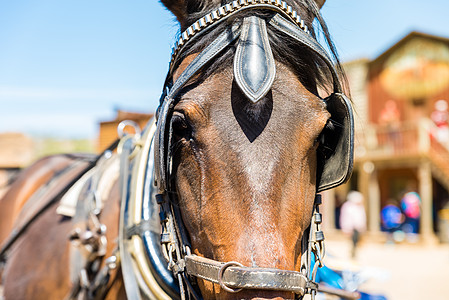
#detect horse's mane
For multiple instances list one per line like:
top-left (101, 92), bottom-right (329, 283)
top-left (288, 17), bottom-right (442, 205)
top-left (175, 0), bottom-right (346, 97)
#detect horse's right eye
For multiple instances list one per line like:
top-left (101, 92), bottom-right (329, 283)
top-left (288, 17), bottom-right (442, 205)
top-left (171, 112), bottom-right (191, 140)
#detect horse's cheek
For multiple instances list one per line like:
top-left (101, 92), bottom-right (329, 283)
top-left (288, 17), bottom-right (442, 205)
top-left (176, 156), bottom-right (203, 233)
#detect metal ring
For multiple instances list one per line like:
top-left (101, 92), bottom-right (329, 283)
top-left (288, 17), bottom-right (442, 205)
top-left (117, 120), bottom-right (141, 139)
top-left (218, 261), bottom-right (244, 293)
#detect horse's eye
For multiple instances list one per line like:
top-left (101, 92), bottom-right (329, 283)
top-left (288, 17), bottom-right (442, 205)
top-left (171, 112), bottom-right (191, 140)
top-left (317, 120), bottom-right (336, 159)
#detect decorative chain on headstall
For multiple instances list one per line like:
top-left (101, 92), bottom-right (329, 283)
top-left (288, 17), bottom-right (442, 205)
top-left (157, 191), bottom-right (202, 300)
top-left (169, 0), bottom-right (311, 71)
top-left (156, 118), bottom-right (199, 300)
top-left (308, 194), bottom-right (326, 300)
top-left (157, 195), bottom-right (183, 274)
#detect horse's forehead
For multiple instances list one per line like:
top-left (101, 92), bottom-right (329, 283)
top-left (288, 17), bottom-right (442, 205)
top-left (178, 64), bottom-right (327, 126)
top-left (178, 67), bottom-right (328, 191)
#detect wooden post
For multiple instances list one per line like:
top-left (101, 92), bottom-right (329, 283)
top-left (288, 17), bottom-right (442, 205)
top-left (321, 189), bottom-right (336, 231)
top-left (418, 119), bottom-right (431, 154)
top-left (358, 163), bottom-right (370, 229)
top-left (360, 161), bottom-right (380, 232)
top-left (418, 161), bottom-right (433, 239)
top-left (368, 167), bottom-right (381, 232)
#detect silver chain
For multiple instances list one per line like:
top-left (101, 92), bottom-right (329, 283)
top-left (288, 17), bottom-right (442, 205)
top-left (309, 195), bottom-right (325, 300)
top-left (169, 0), bottom-right (311, 70)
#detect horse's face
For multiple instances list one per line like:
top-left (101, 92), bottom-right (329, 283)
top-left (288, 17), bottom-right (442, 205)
top-left (161, 0), bottom-right (330, 298)
top-left (171, 60), bottom-right (329, 299)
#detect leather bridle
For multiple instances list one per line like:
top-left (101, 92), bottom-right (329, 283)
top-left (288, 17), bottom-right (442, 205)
top-left (153, 1), bottom-right (354, 299)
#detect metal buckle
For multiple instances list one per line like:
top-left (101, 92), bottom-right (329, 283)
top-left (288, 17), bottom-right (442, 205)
top-left (218, 261), bottom-right (244, 293)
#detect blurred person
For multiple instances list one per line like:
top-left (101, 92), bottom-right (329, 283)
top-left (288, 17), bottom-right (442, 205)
top-left (381, 199), bottom-right (404, 243)
top-left (379, 100), bottom-right (401, 151)
top-left (339, 191), bottom-right (367, 258)
top-left (400, 190), bottom-right (421, 242)
top-left (334, 193), bottom-right (344, 229)
top-left (379, 100), bottom-right (401, 127)
top-left (431, 99), bottom-right (449, 146)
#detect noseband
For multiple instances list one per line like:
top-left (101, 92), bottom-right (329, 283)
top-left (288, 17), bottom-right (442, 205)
top-left (150, 1), bottom-right (354, 299)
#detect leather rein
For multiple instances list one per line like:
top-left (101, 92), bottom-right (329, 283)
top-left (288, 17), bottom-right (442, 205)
top-left (154, 1), bottom-right (338, 299)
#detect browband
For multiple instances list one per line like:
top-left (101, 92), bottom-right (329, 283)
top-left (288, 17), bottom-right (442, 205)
top-left (168, 0), bottom-right (312, 74)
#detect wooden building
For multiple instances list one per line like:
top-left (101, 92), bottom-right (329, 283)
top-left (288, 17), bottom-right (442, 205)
top-left (0, 133), bottom-right (34, 198)
top-left (97, 110), bottom-right (153, 152)
top-left (322, 32), bottom-right (449, 242)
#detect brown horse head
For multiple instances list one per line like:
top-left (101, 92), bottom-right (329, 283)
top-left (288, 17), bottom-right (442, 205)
top-left (158, 0), bottom-right (345, 298)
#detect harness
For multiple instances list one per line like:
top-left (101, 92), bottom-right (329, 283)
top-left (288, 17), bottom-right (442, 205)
top-left (0, 1), bottom-right (354, 299)
top-left (119, 0), bottom-right (354, 299)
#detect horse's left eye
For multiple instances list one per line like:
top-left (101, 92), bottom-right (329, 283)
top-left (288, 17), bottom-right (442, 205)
top-left (317, 120), bottom-right (336, 159)
top-left (171, 112), bottom-right (191, 140)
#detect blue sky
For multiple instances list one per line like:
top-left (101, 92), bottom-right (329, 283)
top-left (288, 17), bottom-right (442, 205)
top-left (1, 0), bottom-right (448, 138)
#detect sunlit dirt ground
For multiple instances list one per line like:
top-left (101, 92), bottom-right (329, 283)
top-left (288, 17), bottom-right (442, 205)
top-left (323, 233), bottom-right (449, 300)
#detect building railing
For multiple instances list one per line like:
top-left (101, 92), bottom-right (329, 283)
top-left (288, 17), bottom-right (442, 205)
top-left (356, 118), bottom-right (449, 187)
top-left (355, 118), bottom-right (444, 160)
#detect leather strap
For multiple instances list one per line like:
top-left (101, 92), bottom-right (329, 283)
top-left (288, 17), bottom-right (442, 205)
top-left (269, 14), bottom-right (343, 94)
top-left (118, 136), bottom-right (143, 300)
top-left (318, 285), bottom-right (360, 300)
top-left (168, 24), bottom-right (241, 100)
top-left (154, 96), bottom-right (174, 194)
top-left (184, 255), bottom-right (310, 296)
top-left (0, 155), bottom-right (97, 262)
top-left (155, 24), bottom-right (241, 193)
top-left (234, 15), bottom-right (276, 103)
top-left (168, 1), bottom-right (311, 75)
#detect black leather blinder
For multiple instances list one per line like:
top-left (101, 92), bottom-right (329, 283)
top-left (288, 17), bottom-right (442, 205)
top-left (154, 97), bottom-right (174, 194)
top-left (317, 93), bottom-right (354, 192)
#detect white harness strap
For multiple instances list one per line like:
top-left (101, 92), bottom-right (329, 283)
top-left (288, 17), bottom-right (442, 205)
top-left (57, 169), bottom-right (95, 217)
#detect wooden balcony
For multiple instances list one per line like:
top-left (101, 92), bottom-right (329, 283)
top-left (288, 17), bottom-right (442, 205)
top-left (355, 119), bottom-right (449, 189)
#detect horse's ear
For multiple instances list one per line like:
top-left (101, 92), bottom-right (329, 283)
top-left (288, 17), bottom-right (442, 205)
top-left (160, 0), bottom-right (188, 25)
top-left (314, 0), bottom-right (326, 9)
top-left (160, 0), bottom-right (221, 28)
